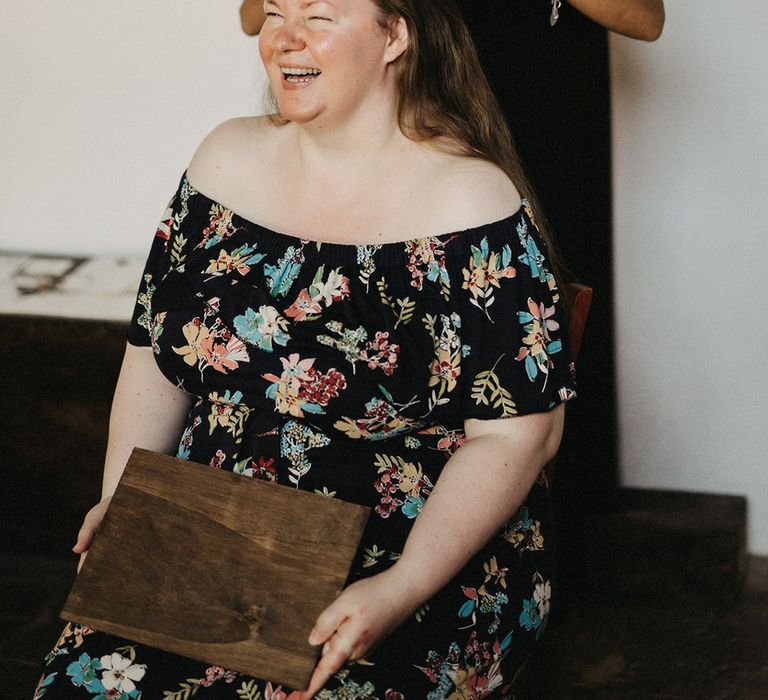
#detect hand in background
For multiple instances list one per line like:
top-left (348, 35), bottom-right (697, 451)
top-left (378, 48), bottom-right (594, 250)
top-left (240, 0), bottom-right (266, 36)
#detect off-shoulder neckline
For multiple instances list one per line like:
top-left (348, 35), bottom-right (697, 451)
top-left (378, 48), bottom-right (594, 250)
top-left (184, 172), bottom-right (527, 252)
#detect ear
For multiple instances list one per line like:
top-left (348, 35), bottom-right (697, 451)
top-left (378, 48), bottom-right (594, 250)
top-left (383, 15), bottom-right (409, 64)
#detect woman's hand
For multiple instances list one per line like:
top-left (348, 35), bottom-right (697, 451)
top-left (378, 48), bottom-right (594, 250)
top-left (72, 498), bottom-right (111, 573)
top-left (292, 565), bottom-right (422, 698)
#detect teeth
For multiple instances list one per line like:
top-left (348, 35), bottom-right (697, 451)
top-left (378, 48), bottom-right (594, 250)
top-left (282, 67), bottom-right (321, 76)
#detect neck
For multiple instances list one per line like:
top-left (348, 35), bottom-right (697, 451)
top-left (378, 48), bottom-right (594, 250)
top-left (288, 95), bottom-right (409, 173)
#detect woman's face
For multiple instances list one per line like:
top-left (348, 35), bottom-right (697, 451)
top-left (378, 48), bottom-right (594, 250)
top-left (259, 0), bottom-right (404, 127)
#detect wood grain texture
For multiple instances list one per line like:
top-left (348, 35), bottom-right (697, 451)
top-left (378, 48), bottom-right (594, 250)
top-left (61, 448), bottom-right (370, 689)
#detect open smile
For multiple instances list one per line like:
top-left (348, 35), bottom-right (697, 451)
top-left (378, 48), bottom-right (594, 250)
top-left (281, 67), bottom-right (322, 84)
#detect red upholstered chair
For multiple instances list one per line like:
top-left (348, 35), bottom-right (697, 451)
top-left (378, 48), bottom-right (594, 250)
top-left (564, 282), bottom-right (593, 363)
top-left (542, 282), bottom-right (593, 485)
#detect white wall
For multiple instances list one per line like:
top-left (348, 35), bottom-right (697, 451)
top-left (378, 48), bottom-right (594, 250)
top-left (0, 0), bottom-right (267, 257)
top-left (611, 2), bottom-right (768, 554)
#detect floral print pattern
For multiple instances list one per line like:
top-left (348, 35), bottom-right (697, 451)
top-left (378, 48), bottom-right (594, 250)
top-left (461, 236), bottom-right (517, 321)
top-left (40, 173), bottom-right (575, 698)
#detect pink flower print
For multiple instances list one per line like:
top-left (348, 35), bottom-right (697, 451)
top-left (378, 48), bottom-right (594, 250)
top-left (281, 353), bottom-right (316, 382)
top-left (202, 334), bottom-right (249, 373)
top-left (385, 691), bottom-right (405, 700)
top-left (363, 331), bottom-right (400, 376)
top-left (209, 450), bottom-right (226, 469)
top-left (516, 296), bottom-right (563, 387)
top-left (435, 430), bottom-right (466, 456)
top-left (266, 682), bottom-right (288, 700)
top-left (155, 209), bottom-right (173, 241)
top-left (519, 298), bottom-right (559, 351)
top-left (285, 288), bottom-right (323, 321)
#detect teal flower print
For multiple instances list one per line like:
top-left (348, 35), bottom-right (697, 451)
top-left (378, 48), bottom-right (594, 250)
top-left (516, 218), bottom-right (552, 284)
top-left (66, 652), bottom-right (103, 691)
top-left (198, 204), bottom-right (242, 250)
top-left (233, 305), bottom-right (290, 352)
top-left (265, 245), bottom-right (305, 297)
top-left (515, 297), bottom-right (562, 388)
top-left (461, 236), bottom-right (517, 321)
top-left (372, 454), bottom-right (433, 518)
top-left (316, 669), bottom-right (375, 699)
top-left (281, 419), bottom-right (330, 486)
top-left (402, 494), bottom-right (426, 519)
top-left (205, 244), bottom-right (265, 279)
top-left (405, 237), bottom-right (451, 300)
top-left (519, 598), bottom-right (542, 631)
top-left (33, 672), bottom-right (57, 699)
top-left (356, 244), bottom-right (381, 291)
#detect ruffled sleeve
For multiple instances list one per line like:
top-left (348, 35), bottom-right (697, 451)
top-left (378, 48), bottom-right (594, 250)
top-left (126, 173), bottom-right (194, 347)
top-left (453, 205), bottom-right (577, 421)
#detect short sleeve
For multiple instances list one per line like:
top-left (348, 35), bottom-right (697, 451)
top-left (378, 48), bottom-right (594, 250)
top-left (126, 173), bottom-right (192, 347)
top-left (455, 206), bottom-right (577, 421)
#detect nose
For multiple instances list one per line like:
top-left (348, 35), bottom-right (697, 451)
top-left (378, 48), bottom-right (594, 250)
top-left (272, 18), bottom-right (307, 52)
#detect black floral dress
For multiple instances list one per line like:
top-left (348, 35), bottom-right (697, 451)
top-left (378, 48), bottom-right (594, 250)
top-left (37, 173), bottom-right (576, 700)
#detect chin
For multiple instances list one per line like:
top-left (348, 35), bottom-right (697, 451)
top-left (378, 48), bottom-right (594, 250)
top-left (275, 100), bottom-right (325, 125)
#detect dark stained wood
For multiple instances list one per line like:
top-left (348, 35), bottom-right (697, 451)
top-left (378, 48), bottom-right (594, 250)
top-left (0, 314), bottom-right (124, 557)
top-left (61, 448), bottom-right (370, 689)
top-left (585, 488), bottom-right (748, 600)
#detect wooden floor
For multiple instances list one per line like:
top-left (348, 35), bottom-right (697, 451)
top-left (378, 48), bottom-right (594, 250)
top-left (528, 556), bottom-right (768, 699)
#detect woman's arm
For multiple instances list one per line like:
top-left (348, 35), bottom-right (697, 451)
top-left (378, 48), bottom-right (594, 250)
top-left (73, 343), bottom-right (193, 566)
top-left (240, 0), bottom-right (266, 36)
top-left (568, 0), bottom-right (665, 41)
top-left (297, 405), bottom-right (564, 697)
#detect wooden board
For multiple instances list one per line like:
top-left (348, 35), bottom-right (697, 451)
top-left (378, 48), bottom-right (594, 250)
top-left (61, 448), bottom-right (370, 689)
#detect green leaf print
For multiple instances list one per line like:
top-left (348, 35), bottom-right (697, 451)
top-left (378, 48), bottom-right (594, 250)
top-left (163, 678), bottom-right (203, 699)
top-left (236, 679), bottom-right (262, 700)
top-left (471, 355), bottom-right (518, 417)
top-left (170, 232), bottom-right (188, 267)
top-left (377, 277), bottom-right (416, 327)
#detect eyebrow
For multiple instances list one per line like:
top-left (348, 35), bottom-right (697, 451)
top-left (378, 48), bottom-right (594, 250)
top-left (265, 0), bottom-right (335, 7)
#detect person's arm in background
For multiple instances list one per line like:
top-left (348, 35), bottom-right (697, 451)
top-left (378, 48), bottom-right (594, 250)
top-left (72, 343), bottom-right (193, 570)
top-left (568, 0), bottom-right (665, 41)
top-left (240, 0), bottom-right (266, 36)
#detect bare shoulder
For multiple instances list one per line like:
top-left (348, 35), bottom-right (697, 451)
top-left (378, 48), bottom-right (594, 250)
top-left (422, 151), bottom-right (523, 230)
top-left (186, 115), bottom-right (277, 201)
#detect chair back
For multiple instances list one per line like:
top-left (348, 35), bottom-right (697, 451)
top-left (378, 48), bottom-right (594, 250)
top-left (564, 282), bottom-right (593, 362)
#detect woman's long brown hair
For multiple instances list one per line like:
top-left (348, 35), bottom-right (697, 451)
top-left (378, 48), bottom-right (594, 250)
top-left (371, 0), bottom-right (565, 284)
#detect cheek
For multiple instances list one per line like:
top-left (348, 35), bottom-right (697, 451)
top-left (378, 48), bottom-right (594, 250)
top-left (258, 33), bottom-right (271, 65)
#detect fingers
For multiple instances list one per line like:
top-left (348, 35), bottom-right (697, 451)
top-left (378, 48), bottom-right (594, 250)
top-left (72, 499), bottom-right (110, 555)
top-left (76, 551), bottom-right (89, 574)
top-left (72, 521), bottom-right (95, 554)
top-left (308, 603), bottom-right (348, 646)
top-left (303, 634), bottom-right (355, 697)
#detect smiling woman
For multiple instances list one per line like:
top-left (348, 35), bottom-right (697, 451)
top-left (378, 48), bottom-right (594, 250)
top-left (257, 0), bottom-right (409, 133)
top-left (35, 1), bottom-right (576, 698)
